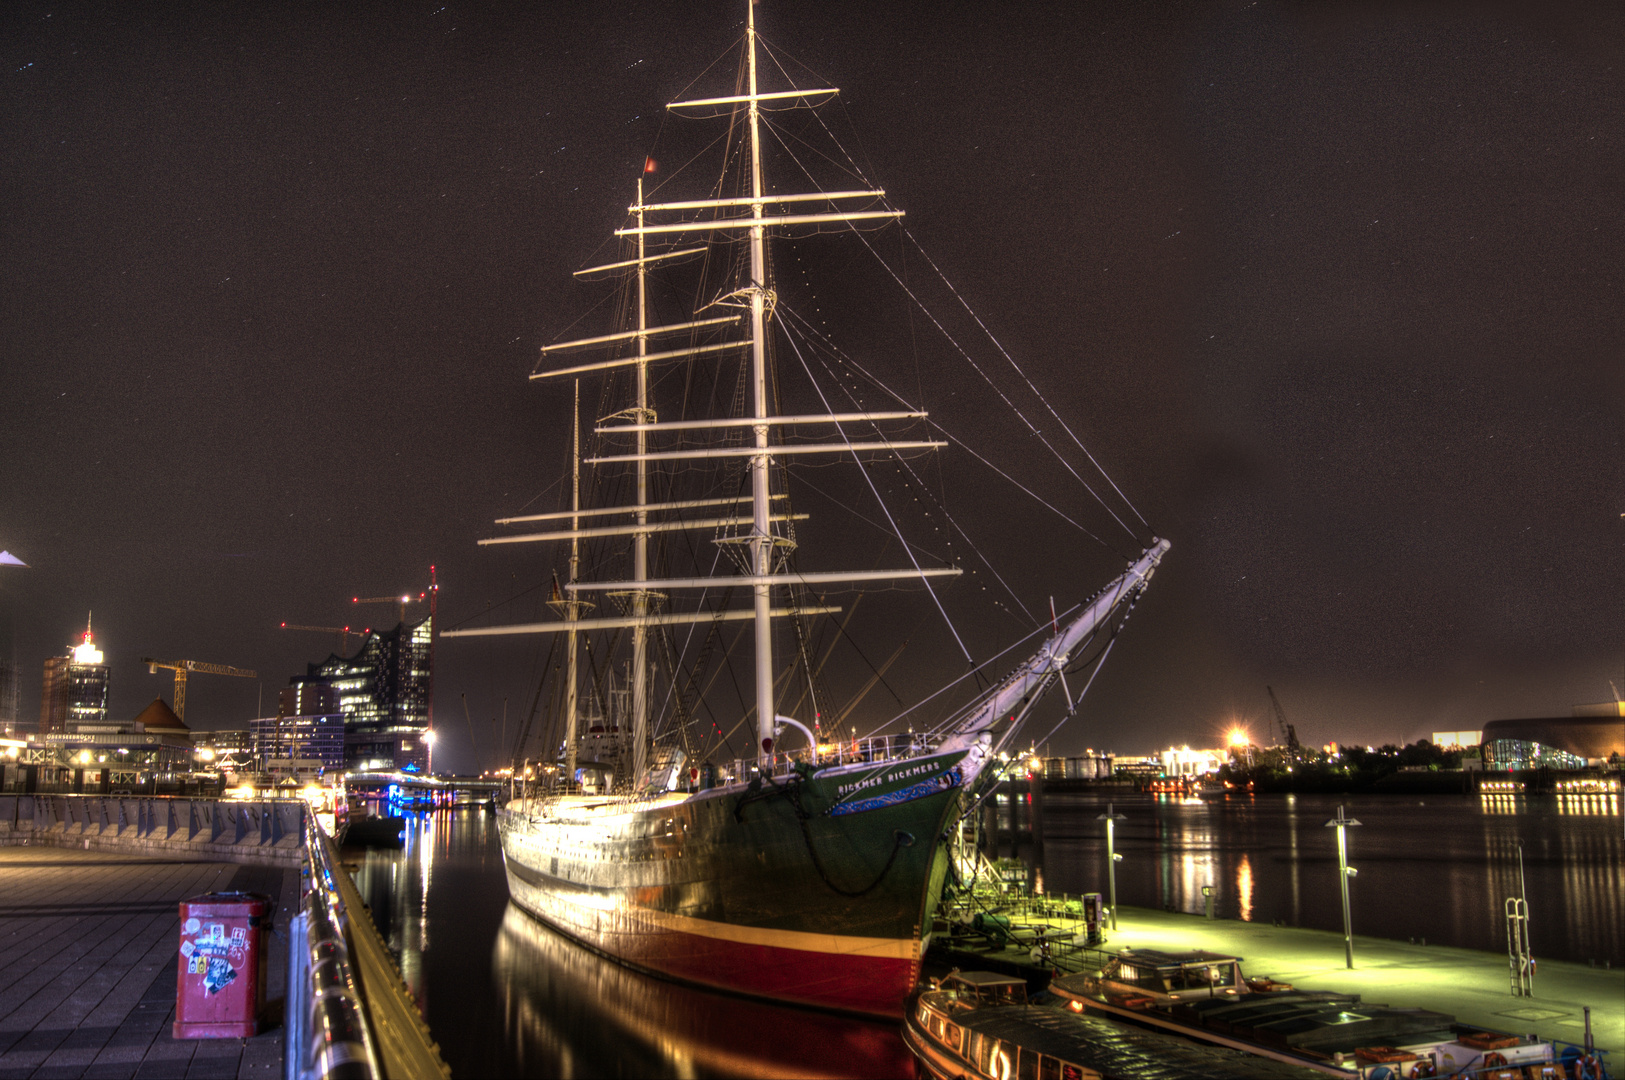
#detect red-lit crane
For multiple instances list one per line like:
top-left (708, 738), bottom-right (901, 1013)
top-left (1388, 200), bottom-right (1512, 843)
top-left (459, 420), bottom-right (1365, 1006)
top-left (352, 592), bottom-right (425, 625)
top-left (280, 623), bottom-right (362, 655)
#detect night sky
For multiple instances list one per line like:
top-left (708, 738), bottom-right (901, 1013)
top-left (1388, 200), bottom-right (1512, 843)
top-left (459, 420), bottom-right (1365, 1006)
top-left (3, 2), bottom-right (1622, 772)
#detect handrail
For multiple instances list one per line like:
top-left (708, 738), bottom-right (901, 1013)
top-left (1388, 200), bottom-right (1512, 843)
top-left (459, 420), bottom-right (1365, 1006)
top-left (291, 814), bottom-right (382, 1080)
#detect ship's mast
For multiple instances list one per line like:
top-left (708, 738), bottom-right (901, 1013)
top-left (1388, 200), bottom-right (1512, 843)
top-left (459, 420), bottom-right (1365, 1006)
top-left (746, 1), bottom-right (776, 765)
top-left (633, 178), bottom-right (652, 784)
top-left (563, 380), bottom-right (581, 783)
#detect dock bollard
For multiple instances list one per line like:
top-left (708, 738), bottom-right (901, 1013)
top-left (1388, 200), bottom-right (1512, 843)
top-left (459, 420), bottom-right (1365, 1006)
top-left (1202, 884), bottom-right (1216, 920)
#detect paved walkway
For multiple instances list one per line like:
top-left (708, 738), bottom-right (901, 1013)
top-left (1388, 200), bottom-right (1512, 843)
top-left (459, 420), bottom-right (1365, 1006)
top-left (1106, 905), bottom-right (1625, 1061)
top-left (0, 846), bottom-right (299, 1080)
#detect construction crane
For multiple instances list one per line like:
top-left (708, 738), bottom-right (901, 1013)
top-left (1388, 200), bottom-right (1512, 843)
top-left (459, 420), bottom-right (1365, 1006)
top-left (280, 623), bottom-right (362, 655)
top-left (352, 592), bottom-right (424, 625)
top-left (142, 658), bottom-right (257, 724)
top-left (1266, 685), bottom-right (1301, 756)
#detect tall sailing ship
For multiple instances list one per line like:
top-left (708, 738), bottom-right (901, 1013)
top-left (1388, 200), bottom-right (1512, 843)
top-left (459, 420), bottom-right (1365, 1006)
top-left (445, 3), bottom-right (1168, 1018)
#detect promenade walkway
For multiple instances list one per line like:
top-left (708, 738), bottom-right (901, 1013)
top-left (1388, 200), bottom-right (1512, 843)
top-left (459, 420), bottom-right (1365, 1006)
top-left (0, 846), bottom-right (299, 1080)
top-left (1108, 906), bottom-right (1623, 1060)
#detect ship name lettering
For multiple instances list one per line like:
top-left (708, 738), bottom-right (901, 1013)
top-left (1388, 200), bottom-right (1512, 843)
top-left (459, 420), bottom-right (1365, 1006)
top-left (836, 761), bottom-right (936, 797)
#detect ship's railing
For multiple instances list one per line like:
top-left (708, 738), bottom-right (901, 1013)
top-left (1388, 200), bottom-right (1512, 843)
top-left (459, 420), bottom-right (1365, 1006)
top-left (719, 733), bottom-right (932, 787)
top-left (503, 733), bottom-right (937, 808)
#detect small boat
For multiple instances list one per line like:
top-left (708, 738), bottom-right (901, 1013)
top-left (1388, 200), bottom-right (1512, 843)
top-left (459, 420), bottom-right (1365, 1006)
top-left (904, 970), bottom-right (1327, 1080)
top-left (1048, 948), bottom-right (1574, 1077)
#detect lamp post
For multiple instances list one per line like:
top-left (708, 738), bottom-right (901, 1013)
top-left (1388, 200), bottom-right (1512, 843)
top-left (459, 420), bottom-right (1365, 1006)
top-left (1097, 802), bottom-right (1127, 930)
top-left (1324, 804), bottom-right (1362, 968)
top-left (423, 729), bottom-right (437, 777)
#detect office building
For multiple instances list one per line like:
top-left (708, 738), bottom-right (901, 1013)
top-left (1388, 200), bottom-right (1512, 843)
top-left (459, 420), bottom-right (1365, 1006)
top-left (250, 713), bottom-right (345, 771)
top-left (41, 622), bottom-right (111, 735)
top-left (286, 616), bottom-right (432, 772)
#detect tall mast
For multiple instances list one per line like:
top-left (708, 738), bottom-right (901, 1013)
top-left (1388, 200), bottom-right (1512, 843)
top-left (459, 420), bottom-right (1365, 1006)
top-left (632, 176), bottom-right (651, 784)
top-left (747, 0), bottom-right (776, 765)
top-left (563, 381), bottom-right (581, 783)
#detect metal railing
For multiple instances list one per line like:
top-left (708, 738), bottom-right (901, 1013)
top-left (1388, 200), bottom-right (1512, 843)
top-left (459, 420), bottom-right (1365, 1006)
top-left (287, 814), bottom-right (380, 1080)
top-left (287, 814), bottom-right (450, 1080)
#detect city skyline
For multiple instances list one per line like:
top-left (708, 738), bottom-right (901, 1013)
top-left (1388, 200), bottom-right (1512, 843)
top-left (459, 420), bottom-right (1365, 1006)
top-left (3, 2), bottom-right (1623, 772)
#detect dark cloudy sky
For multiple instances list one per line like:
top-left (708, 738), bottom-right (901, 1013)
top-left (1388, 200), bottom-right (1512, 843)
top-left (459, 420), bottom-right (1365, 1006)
top-left (2, 1), bottom-right (1622, 771)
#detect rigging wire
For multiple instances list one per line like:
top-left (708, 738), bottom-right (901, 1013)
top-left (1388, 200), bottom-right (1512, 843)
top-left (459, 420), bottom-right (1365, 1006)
top-left (780, 304), bottom-right (1037, 623)
top-left (765, 98), bottom-right (1151, 541)
top-left (902, 227), bottom-right (1151, 531)
top-left (777, 325), bottom-right (973, 667)
top-left (757, 116), bottom-right (1139, 544)
top-left (776, 302), bottom-right (1125, 562)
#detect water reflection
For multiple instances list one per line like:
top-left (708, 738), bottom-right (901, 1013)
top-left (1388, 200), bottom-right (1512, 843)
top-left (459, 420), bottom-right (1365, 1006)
top-left (1039, 791), bottom-right (1623, 965)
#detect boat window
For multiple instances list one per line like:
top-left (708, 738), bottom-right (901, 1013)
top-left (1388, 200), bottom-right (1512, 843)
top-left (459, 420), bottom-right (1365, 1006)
top-left (1059, 1065), bottom-right (1086, 1080)
top-left (967, 1033), bottom-right (984, 1068)
top-left (1016, 1046), bottom-right (1039, 1080)
top-left (943, 1022), bottom-right (963, 1055)
top-left (1168, 964), bottom-right (1227, 992)
top-left (1038, 1054), bottom-right (1060, 1080)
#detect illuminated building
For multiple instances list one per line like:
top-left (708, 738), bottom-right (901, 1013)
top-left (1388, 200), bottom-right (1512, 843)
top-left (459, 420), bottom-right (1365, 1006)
top-left (286, 616), bottom-right (432, 772)
top-left (250, 713), bottom-right (344, 771)
top-left (1481, 710), bottom-right (1625, 771)
top-left (40, 620), bottom-right (111, 735)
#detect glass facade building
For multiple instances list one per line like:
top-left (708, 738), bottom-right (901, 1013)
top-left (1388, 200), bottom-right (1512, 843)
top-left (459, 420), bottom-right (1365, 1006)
top-left (250, 714), bottom-right (345, 771)
top-left (288, 616), bottom-right (432, 772)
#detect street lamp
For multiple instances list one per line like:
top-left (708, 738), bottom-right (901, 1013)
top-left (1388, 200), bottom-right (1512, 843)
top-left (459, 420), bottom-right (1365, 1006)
top-left (423, 729), bottom-right (437, 776)
top-left (1324, 804), bottom-right (1362, 968)
top-left (1097, 802), bottom-right (1127, 930)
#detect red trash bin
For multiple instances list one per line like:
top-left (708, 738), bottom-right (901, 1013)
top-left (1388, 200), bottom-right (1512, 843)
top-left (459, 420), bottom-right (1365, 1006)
top-left (173, 891), bottom-right (273, 1039)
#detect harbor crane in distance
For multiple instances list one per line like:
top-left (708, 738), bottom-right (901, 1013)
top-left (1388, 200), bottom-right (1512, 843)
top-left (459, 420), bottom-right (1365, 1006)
top-left (1266, 685), bottom-right (1302, 757)
top-left (280, 623), bottom-right (362, 655)
top-left (352, 592), bottom-right (424, 625)
top-left (141, 658), bottom-right (257, 724)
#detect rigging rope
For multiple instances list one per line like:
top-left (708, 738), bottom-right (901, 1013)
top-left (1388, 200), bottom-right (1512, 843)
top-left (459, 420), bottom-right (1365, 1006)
top-left (761, 107), bottom-right (1150, 541)
top-left (778, 320), bottom-right (975, 667)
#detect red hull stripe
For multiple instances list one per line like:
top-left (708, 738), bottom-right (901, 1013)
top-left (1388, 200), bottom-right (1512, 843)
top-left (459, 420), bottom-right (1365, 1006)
top-left (507, 865), bottom-right (918, 1018)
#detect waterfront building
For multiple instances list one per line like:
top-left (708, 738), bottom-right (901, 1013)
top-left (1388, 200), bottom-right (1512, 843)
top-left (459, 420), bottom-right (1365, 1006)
top-left (286, 616), bottom-right (432, 772)
top-left (250, 713), bottom-right (344, 771)
top-left (1159, 745), bottom-right (1227, 776)
top-left (40, 622), bottom-right (111, 735)
top-left (1480, 706), bottom-right (1625, 771)
top-left (32, 698), bottom-right (195, 792)
top-left (1430, 730), bottom-right (1481, 748)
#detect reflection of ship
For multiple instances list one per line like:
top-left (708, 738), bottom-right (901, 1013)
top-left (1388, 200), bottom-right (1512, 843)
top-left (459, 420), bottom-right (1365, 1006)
top-left (445, 1), bottom-right (1168, 1018)
top-left (492, 903), bottom-right (914, 1080)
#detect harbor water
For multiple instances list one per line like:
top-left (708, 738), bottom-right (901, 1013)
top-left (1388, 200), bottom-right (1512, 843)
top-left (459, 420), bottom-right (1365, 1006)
top-left (348, 790), bottom-right (1622, 1078)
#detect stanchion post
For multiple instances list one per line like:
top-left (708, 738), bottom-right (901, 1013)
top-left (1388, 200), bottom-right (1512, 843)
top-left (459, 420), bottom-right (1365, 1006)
top-left (1324, 804), bottom-right (1362, 969)
top-left (1097, 803), bottom-right (1127, 931)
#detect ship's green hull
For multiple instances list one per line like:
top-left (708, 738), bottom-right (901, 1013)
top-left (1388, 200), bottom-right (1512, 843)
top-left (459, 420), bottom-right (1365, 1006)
top-left (498, 747), bottom-right (975, 1017)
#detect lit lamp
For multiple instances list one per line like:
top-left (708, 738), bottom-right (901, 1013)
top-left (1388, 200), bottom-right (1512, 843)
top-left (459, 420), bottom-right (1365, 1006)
top-left (1097, 802), bottom-right (1127, 930)
top-left (1324, 804), bottom-right (1362, 968)
top-left (423, 729), bottom-right (437, 776)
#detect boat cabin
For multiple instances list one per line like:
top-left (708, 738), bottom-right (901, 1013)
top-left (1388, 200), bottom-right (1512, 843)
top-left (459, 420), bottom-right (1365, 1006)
top-left (940, 971), bottom-right (1029, 1010)
top-left (1094, 949), bottom-right (1246, 1003)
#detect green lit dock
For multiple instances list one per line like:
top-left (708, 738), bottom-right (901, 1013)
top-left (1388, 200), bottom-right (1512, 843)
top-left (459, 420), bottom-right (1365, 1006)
top-left (931, 903), bottom-right (1624, 1062)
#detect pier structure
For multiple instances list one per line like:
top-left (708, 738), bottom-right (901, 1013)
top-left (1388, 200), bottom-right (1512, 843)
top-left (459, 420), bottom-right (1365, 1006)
top-left (929, 897), bottom-right (1624, 1064)
top-left (0, 795), bottom-right (449, 1080)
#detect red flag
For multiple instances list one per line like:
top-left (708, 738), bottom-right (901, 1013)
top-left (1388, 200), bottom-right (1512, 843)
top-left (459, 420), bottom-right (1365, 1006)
top-left (643, 156), bottom-right (658, 174)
